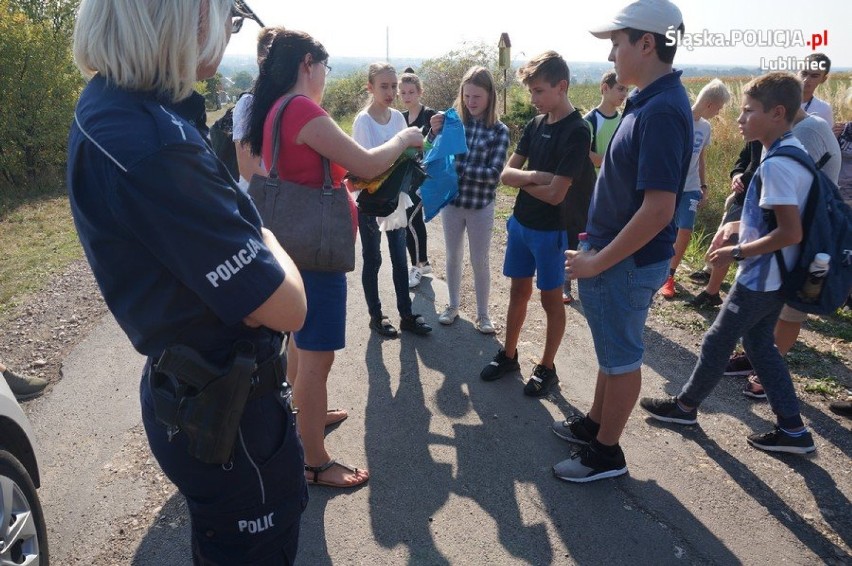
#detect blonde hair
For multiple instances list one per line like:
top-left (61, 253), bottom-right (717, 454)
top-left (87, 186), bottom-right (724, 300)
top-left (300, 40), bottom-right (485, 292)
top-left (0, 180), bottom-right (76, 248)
top-left (399, 68), bottom-right (423, 93)
top-left (696, 78), bottom-right (732, 106)
top-left (454, 66), bottom-right (498, 127)
top-left (362, 62), bottom-right (397, 110)
top-left (73, 0), bottom-right (232, 103)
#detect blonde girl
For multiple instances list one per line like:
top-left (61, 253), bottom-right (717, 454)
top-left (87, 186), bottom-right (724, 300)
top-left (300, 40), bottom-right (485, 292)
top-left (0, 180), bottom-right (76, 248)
top-left (353, 63), bottom-right (433, 337)
top-left (429, 66), bottom-right (510, 334)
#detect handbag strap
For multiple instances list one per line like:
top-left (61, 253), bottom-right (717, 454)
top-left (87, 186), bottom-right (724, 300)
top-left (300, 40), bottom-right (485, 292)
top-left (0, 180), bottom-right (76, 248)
top-left (267, 94), bottom-right (334, 189)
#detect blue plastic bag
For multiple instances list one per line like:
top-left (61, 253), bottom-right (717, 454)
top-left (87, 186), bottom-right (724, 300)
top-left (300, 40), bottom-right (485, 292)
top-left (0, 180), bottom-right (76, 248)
top-left (420, 108), bottom-right (468, 222)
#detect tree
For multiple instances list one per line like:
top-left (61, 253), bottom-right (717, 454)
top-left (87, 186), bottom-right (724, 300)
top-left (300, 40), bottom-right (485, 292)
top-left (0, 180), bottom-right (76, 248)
top-left (0, 0), bottom-right (82, 187)
top-left (232, 70), bottom-right (254, 91)
top-left (417, 42), bottom-right (501, 112)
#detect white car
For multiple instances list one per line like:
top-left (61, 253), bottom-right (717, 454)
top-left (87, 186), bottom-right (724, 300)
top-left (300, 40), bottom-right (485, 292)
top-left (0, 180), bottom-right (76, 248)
top-left (0, 376), bottom-right (48, 564)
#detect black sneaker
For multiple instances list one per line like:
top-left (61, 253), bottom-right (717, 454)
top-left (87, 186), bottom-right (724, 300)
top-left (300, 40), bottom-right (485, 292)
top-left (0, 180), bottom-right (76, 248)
top-left (688, 269), bottom-right (711, 284)
top-left (723, 353), bottom-right (753, 376)
top-left (523, 364), bottom-right (559, 397)
top-left (552, 443), bottom-right (627, 483)
top-left (746, 427), bottom-right (815, 454)
top-left (689, 291), bottom-right (722, 309)
top-left (639, 396), bottom-right (698, 425)
top-left (400, 314), bottom-right (432, 335)
top-left (480, 349), bottom-right (520, 381)
top-left (551, 415), bottom-right (595, 445)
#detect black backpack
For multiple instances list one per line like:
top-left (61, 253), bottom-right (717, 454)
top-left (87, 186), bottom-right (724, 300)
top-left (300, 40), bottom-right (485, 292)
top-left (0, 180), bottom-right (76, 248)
top-left (209, 92), bottom-right (250, 181)
top-left (755, 145), bottom-right (852, 315)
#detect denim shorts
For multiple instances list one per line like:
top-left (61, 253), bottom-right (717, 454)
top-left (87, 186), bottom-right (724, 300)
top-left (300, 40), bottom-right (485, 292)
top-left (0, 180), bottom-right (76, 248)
top-left (578, 256), bottom-right (669, 374)
top-left (502, 215), bottom-right (567, 291)
top-left (675, 190), bottom-right (702, 230)
top-left (293, 270), bottom-right (347, 351)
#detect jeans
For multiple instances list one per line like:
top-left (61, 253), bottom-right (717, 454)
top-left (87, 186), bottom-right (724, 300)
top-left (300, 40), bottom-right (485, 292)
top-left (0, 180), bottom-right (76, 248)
top-left (679, 281), bottom-right (804, 429)
top-left (579, 256), bottom-right (669, 374)
top-left (359, 212), bottom-right (411, 319)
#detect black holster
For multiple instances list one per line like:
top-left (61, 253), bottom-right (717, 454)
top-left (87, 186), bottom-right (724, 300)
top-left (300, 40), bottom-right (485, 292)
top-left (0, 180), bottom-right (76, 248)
top-left (149, 341), bottom-right (259, 465)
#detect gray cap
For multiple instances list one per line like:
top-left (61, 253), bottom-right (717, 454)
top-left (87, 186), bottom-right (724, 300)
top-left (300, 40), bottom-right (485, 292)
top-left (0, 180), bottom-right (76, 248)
top-left (589, 0), bottom-right (683, 39)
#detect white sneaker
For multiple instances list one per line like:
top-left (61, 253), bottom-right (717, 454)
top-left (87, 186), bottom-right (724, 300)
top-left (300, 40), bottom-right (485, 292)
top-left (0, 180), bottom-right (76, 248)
top-left (420, 262), bottom-right (433, 275)
top-left (475, 316), bottom-right (495, 334)
top-left (408, 266), bottom-right (422, 288)
top-left (438, 306), bottom-right (459, 325)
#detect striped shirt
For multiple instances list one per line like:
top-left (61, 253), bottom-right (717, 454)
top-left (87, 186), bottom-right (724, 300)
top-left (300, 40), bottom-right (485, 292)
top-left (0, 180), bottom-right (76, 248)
top-left (451, 119), bottom-right (510, 209)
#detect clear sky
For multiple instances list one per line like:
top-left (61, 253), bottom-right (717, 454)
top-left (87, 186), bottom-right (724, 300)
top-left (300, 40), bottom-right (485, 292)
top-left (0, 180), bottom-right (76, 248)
top-left (228, 0), bottom-right (851, 68)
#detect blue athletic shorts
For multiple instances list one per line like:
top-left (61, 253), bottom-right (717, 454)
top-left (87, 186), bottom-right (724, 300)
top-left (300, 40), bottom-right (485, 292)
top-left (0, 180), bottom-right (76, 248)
top-left (675, 190), bottom-right (702, 230)
top-left (578, 256), bottom-right (669, 374)
top-left (293, 270), bottom-right (347, 351)
top-left (502, 215), bottom-right (567, 291)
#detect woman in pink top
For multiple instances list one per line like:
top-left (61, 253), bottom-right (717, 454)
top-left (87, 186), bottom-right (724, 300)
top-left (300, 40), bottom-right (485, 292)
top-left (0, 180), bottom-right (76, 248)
top-left (245, 29), bottom-right (422, 488)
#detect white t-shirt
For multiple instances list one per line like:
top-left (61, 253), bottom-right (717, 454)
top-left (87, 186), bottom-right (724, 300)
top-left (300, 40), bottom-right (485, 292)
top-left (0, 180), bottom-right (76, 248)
top-left (684, 118), bottom-right (712, 192)
top-left (352, 108), bottom-right (407, 149)
top-left (792, 114), bottom-right (841, 185)
top-left (231, 93), bottom-right (256, 190)
top-left (801, 96), bottom-right (833, 125)
top-left (351, 108), bottom-right (410, 226)
top-left (737, 136), bottom-right (811, 292)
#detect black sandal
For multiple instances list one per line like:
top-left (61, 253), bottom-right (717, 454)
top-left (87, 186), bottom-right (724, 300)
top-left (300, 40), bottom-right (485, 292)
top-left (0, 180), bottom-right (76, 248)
top-left (369, 315), bottom-right (398, 337)
top-left (304, 459), bottom-right (369, 488)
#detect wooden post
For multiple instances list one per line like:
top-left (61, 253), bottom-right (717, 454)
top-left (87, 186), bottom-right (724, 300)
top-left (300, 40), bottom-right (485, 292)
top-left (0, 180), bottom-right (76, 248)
top-left (498, 33), bottom-right (511, 114)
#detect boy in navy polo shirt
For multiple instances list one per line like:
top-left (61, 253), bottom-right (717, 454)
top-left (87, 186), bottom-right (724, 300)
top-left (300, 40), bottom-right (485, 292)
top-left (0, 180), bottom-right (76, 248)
top-left (479, 50), bottom-right (594, 398)
top-left (555, 0), bottom-right (692, 482)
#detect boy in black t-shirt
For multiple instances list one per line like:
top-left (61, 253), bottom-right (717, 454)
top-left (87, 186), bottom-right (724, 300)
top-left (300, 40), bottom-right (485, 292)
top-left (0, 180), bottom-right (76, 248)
top-left (480, 50), bottom-right (594, 398)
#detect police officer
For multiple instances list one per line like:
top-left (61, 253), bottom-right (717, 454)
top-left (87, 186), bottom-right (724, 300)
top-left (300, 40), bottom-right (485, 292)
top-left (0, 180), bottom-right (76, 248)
top-left (67, 2), bottom-right (308, 564)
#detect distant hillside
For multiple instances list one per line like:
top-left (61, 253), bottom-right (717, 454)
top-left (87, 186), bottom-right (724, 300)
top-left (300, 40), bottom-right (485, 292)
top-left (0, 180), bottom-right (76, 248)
top-left (218, 54), bottom-right (847, 85)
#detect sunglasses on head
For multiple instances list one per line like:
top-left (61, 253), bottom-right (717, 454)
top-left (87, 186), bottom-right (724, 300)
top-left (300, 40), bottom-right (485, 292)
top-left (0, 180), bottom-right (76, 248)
top-left (231, 1), bottom-right (264, 34)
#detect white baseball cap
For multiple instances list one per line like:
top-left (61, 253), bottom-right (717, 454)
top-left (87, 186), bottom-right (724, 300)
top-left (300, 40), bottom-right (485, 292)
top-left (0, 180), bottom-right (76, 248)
top-left (589, 0), bottom-right (683, 39)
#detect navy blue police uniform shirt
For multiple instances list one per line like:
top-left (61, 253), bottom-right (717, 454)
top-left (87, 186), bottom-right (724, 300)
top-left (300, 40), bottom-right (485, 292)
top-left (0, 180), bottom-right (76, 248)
top-left (586, 70), bottom-right (693, 266)
top-left (67, 76), bottom-right (286, 365)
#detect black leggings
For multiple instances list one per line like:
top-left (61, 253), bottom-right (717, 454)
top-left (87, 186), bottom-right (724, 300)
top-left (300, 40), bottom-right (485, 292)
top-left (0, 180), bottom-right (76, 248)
top-left (406, 192), bottom-right (428, 265)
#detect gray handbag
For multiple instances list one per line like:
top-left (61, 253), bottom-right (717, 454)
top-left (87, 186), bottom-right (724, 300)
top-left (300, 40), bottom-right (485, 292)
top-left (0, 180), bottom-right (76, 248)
top-left (248, 94), bottom-right (355, 273)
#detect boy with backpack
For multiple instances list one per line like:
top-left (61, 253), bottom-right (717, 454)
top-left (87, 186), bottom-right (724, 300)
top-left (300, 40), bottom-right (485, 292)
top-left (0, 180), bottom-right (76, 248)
top-left (640, 71), bottom-right (827, 455)
top-left (480, 50), bottom-right (594, 397)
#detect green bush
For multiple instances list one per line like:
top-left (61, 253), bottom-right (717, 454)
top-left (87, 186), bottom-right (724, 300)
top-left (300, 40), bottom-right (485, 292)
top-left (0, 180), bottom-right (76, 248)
top-left (323, 70), bottom-right (368, 121)
top-left (0, 0), bottom-right (82, 189)
top-left (417, 43), bottom-right (501, 112)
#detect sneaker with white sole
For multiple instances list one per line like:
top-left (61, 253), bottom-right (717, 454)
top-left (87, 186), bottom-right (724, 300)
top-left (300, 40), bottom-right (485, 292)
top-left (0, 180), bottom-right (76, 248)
top-left (553, 443), bottom-right (627, 483)
top-left (551, 415), bottom-right (595, 445)
top-left (408, 266), bottom-right (422, 288)
top-left (438, 306), bottom-right (459, 325)
top-left (746, 427), bottom-right (815, 454)
top-left (419, 262), bottom-right (432, 275)
top-left (639, 396), bottom-right (698, 425)
top-left (475, 316), bottom-right (495, 334)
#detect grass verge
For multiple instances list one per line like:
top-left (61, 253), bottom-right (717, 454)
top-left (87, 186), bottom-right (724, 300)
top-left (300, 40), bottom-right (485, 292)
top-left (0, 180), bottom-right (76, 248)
top-left (0, 192), bottom-right (81, 320)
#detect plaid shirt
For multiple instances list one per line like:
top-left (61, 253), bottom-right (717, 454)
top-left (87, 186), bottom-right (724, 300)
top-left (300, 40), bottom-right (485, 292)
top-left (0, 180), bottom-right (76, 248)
top-left (451, 119), bottom-right (510, 209)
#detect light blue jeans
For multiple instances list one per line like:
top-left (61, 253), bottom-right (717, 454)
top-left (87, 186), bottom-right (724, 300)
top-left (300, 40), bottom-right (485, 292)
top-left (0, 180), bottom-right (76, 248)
top-left (579, 256), bottom-right (669, 374)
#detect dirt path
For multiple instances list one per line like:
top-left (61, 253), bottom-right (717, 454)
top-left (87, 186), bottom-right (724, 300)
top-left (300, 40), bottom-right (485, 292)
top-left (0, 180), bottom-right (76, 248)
top-left (2, 192), bottom-right (850, 563)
